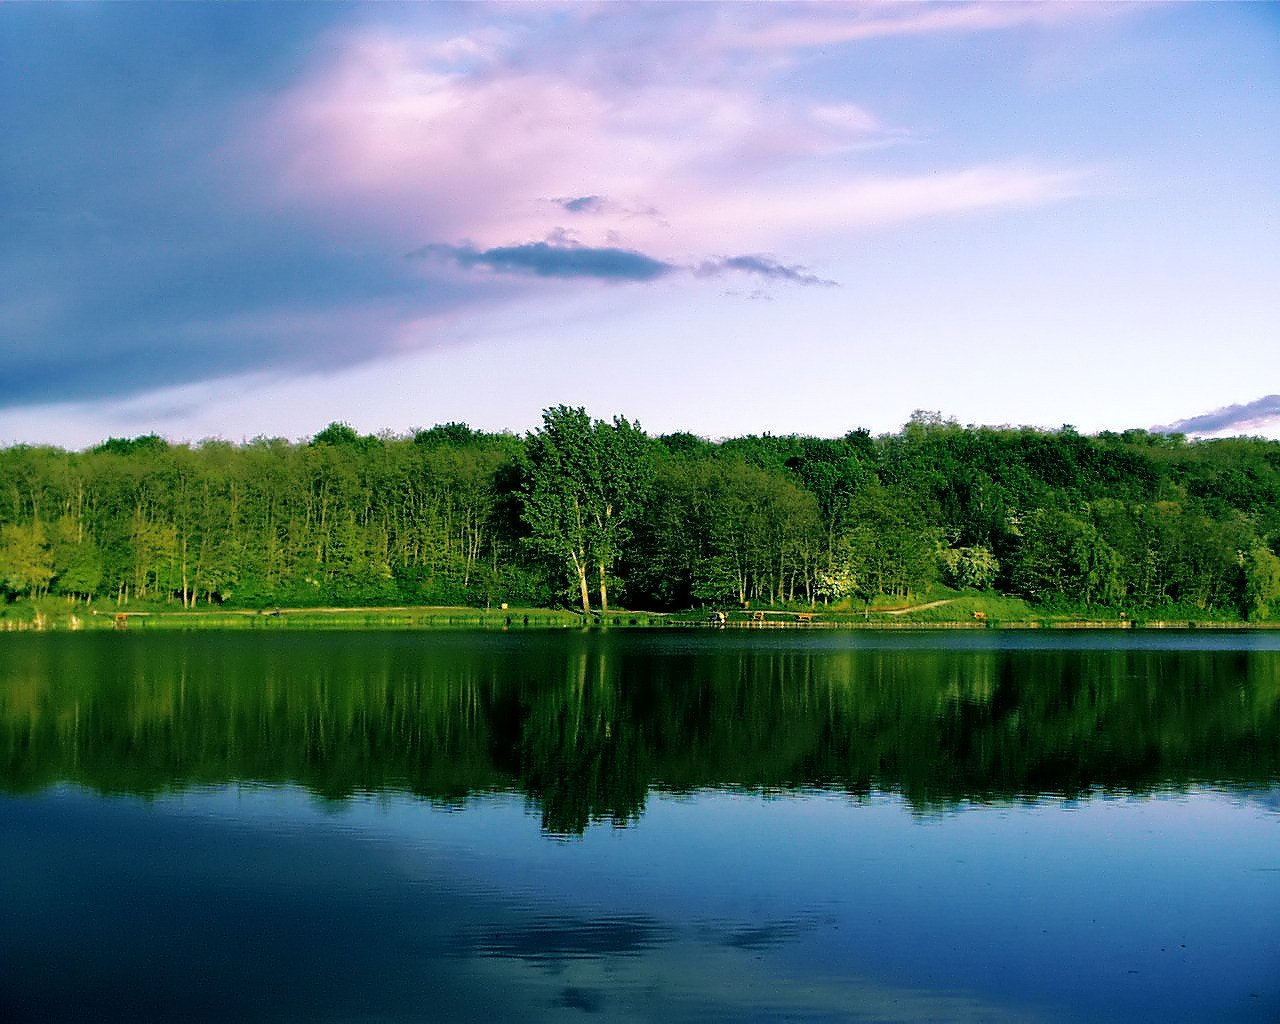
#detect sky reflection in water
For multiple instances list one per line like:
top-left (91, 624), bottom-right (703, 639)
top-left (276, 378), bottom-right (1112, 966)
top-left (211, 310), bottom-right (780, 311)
top-left (2, 783), bottom-right (1276, 1023)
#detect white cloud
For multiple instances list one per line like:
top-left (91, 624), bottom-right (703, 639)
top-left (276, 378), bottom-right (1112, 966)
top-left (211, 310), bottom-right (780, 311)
top-left (710, 1), bottom-right (1127, 51)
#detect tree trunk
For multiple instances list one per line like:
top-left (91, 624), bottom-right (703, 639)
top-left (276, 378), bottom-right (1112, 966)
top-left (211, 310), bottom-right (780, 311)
top-left (598, 564), bottom-right (609, 615)
top-left (181, 536), bottom-right (190, 609)
top-left (570, 550), bottom-right (591, 615)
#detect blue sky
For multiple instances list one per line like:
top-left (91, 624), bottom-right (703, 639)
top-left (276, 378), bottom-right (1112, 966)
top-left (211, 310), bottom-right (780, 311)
top-left (2, 2), bottom-right (1277, 447)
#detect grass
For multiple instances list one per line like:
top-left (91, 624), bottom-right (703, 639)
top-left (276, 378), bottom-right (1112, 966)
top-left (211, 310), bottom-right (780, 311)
top-left (2, 591), bottom-right (1274, 632)
top-left (0, 600), bottom-right (594, 632)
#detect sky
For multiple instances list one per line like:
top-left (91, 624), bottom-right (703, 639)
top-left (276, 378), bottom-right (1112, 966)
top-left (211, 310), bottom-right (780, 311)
top-left (2, 1), bottom-right (1278, 449)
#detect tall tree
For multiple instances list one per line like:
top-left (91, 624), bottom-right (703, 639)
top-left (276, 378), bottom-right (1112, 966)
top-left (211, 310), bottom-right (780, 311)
top-left (588, 416), bottom-right (652, 613)
top-left (523, 407), bottom-right (650, 615)
top-left (524, 407), bottom-right (597, 614)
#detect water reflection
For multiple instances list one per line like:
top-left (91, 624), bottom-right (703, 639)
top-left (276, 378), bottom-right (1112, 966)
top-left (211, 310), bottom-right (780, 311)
top-left (455, 914), bottom-right (669, 962)
top-left (1, 631), bottom-right (1277, 833)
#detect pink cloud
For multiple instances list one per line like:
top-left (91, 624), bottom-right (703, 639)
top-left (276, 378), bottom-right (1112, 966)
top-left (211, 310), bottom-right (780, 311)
top-left (246, 9), bottom-right (1096, 270)
top-left (249, 20), bottom-right (908, 253)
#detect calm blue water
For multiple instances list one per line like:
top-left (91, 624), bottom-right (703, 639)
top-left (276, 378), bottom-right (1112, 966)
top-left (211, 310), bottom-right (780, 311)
top-left (1, 630), bottom-right (1277, 1021)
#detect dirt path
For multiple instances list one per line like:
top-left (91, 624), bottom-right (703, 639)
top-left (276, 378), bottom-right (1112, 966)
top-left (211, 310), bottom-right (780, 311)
top-left (882, 599), bottom-right (955, 616)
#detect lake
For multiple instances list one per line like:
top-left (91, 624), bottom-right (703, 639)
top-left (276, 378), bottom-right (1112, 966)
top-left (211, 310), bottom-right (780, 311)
top-left (1, 628), bottom-right (1277, 1022)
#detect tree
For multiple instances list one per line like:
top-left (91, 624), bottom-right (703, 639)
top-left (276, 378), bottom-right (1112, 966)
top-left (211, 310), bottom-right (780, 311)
top-left (784, 436), bottom-right (870, 579)
top-left (0, 522), bottom-right (54, 599)
top-left (836, 481), bottom-right (940, 599)
top-left (939, 545), bottom-right (1000, 591)
top-left (50, 516), bottom-right (102, 601)
top-left (92, 434), bottom-right (169, 457)
top-left (1010, 508), bottom-right (1122, 608)
top-left (1242, 545), bottom-right (1280, 621)
top-left (586, 416), bottom-right (651, 613)
top-left (310, 421), bottom-right (378, 451)
top-left (523, 407), bottom-right (651, 615)
top-left (523, 408), bottom-right (597, 614)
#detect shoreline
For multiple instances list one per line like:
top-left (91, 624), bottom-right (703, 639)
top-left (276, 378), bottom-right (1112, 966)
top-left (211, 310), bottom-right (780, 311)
top-left (2, 604), bottom-right (1276, 633)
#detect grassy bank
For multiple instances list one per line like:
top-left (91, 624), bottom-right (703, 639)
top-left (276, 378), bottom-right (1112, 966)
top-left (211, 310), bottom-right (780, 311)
top-left (0, 601), bottom-right (597, 632)
top-left (3, 589), bottom-right (1274, 633)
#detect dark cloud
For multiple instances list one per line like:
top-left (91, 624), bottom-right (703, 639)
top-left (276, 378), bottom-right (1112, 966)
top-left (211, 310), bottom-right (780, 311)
top-left (411, 241), bottom-right (675, 281)
top-left (558, 195), bottom-right (605, 214)
top-left (412, 241), bottom-right (837, 290)
top-left (1153, 395), bottom-right (1280, 436)
top-left (0, 4), bottom-right (442, 410)
top-left (547, 195), bottom-right (665, 223)
top-left (0, 213), bottom-right (469, 407)
top-left (697, 255), bottom-right (838, 287)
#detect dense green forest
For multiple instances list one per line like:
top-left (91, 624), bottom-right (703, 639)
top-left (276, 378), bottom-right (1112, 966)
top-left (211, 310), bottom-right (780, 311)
top-left (2, 408), bottom-right (1280, 619)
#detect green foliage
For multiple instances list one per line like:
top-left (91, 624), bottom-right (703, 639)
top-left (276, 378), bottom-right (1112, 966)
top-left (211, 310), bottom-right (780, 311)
top-left (50, 527), bottom-right (103, 600)
top-left (0, 522), bottom-right (54, 599)
top-left (522, 406), bottom-right (653, 614)
top-left (1010, 508), bottom-right (1122, 608)
top-left (1, 415), bottom-right (1278, 618)
top-left (310, 421), bottom-right (383, 452)
top-left (654, 431), bottom-right (715, 457)
top-left (92, 434), bottom-right (169, 456)
top-left (836, 480), bottom-right (940, 599)
top-left (1242, 545), bottom-right (1280, 621)
top-left (939, 545), bottom-right (1000, 590)
top-left (412, 422), bottom-right (481, 448)
top-left (630, 453), bottom-right (820, 608)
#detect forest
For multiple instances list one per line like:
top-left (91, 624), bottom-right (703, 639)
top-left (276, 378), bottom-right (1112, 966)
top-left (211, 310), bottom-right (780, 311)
top-left (2, 407), bottom-right (1279, 620)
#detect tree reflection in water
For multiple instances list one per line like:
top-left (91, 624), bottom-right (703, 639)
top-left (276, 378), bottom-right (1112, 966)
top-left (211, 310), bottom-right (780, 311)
top-left (1, 631), bottom-right (1277, 833)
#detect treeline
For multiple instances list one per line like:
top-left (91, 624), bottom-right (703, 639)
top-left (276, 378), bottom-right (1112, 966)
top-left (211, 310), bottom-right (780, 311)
top-left (2, 408), bottom-right (1280, 618)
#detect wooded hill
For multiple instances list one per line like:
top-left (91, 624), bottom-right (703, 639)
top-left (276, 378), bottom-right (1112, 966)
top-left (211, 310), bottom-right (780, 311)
top-left (2, 408), bottom-right (1279, 619)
